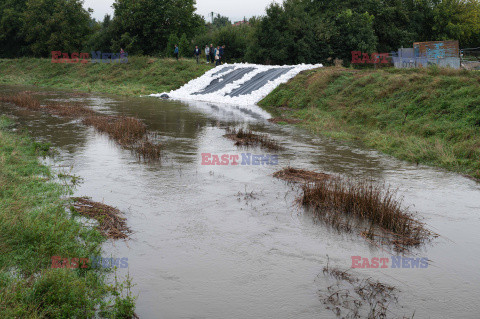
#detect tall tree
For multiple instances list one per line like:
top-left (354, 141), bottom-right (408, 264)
top-left (22, 0), bottom-right (92, 56)
top-left (212, 14), bottom-right (231, 28)
top-left (111, 0), bottom-right (204, 55)
top-left (0, 0), bottom-right (28, 57)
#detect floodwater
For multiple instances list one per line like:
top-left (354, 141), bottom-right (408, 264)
top-left (1, 85), bottom-right (480, 318)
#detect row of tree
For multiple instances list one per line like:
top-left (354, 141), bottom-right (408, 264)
top-left (1, 0), bottom-right (479, 65)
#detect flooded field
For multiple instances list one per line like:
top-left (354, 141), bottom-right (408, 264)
top-left (1, 85), bottom-right (480, 318)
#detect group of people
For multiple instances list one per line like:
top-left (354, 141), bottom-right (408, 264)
top-left (174, 44), bottom-right (226, 66)
top-left (204, 44), bottom-right (226, 66)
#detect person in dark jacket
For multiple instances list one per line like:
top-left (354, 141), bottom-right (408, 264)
top-left (209, 44), bottom-right (215, 64)
top-left (219, 45), bottom-right (224, 64)
top-left (174, 45), bottom-right (179, 60)
top-left (193, 46), bottom-right (201, 64)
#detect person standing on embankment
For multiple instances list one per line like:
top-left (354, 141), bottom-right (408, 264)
top-left (174, 45), bottom-right (179, 60)
top-left (210, 44), bottom-right (215, 64)
top-left (215, 46), bottom-right (220, 66)
top-left (205, 45), bottom-right (210, 63)
top-left (219, 45), bottom-right (224, 64)
top-left (194, 46), bottom-right (201, 64)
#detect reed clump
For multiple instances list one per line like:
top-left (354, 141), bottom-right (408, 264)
top-left (82, 115), bottom-right (147, 145)
top-left (0, 94), bottom-right (41, 110)
top-left (71, 197), bottom-right (131, 240)
top-left (274, 167), bottom-right (332, 183)
top-left (224, 127), bottom-right (282, 150)
top-left (134, 139), bottom-right (162, 161)
top-left (300, 176), bottom-right (429, 249)
top-left (0, 93), bottom-right (96, 117)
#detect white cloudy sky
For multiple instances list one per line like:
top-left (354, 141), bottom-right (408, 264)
top-left (83, 0), bottom-right (282, 22)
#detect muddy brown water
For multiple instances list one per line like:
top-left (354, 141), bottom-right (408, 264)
top-left (1, 85), bottom-right (480, 318)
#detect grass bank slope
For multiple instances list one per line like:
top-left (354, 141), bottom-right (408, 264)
top-left (260, 67), bottom-right (480, 180)
top-left (0, 117), bottom-right (134, 318)
top-left (0, 57), bottom-right (213, 96)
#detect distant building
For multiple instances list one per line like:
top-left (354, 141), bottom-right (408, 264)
top-left (233, 20), bottom-right (249, 27)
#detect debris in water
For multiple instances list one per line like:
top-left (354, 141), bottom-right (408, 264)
top-left (319, 260), bottom-right (411, 318)
top-left (71, 197), bottom-right (131, 240)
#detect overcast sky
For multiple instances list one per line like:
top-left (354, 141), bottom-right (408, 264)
top-left (83, 0), bottom-right (282, 22)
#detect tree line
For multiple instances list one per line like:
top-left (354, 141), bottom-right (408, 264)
top-left (1, 0), bottom-right (479, 65)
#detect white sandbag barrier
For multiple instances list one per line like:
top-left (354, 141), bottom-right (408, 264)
top-left (150, 63), bottom-right (323, 106)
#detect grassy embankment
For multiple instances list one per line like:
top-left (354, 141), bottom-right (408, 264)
top-left (0, 117), bottom-right (134, 318)
top-left (260, 67), bottom-right (480, 180)
top-left (0, 57), bottom-right (213, 96)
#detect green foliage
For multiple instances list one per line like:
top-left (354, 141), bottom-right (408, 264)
top-left (260, 67), bottom-right (480, 179)
top-left (110, 0), bottom-right (204, 55)
top-left (193, 24), bottom-right (252, 62)
top-left (332, 10), bottom-right (378, 64)
top-left (246, 0), bottom-right (379, 65)
top-left (179, 33), bottom-right (190, 58)
top-left (0, 57), bottom-right (213, 96)
top-left (2, 0), bottom-right (480, 61)
top-left (432, 0), bottom-right (480, 47)
top-left (0, 117), bottom-right (136, 317)
top-left (166, 34), bottom-right (180, 57)
top-left (85, 15), bottom-right (114, 52)
top-left (0, 0), bottom-right (28, 57)
top-left (212, 14), bottom-right (231, 29)
top-left (22, 0), bottom-right (92, 57)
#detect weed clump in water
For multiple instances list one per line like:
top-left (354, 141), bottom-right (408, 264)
top-left (274, 167), bottom-right (332, 183)
top-left (71, 197), bottom-right (131, 240)
top-left (134, 139), bottom-right (162, 161)
top-left (300, 176), bottom-right (430, 250)
top-left (82, 115), bottom-right (147, 145)
top-left (320, 261), bottom-right (411, 318)
top-left (224, 127), bottom-right (283, 150)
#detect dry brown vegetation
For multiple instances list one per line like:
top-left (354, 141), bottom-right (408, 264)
top-left (72, 197), bottom-right (131, 240)
top-left (224, 127), bottom-right (283, 150)
top-left (273, 167), bottom-right (332, 183)
top-left (320, 262), bottom-right (412, 319)
top-left (134, 139), bottom-right (163, 161)
top-left (300, 176), bottom-right (430, 250)
top-left (82, 115), bottom-right (147, 144)
top-left (1, 93), bottom-right (162, 161)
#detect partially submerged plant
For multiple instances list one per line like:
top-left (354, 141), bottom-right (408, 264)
top-left (224, 127), bottom-right (283, 150)
top-left (71, 197), bottom-right (131, 240)
top-left (82, 115), bottom-right (147, 145)
top-left (273, 167), bottom-right (332, 183)
top-left (320, 263), bottom-right (411, 318)
top-left (300, 175), bottom-right (431, 250)
top-left (133, 139), bottom-right (162, 161)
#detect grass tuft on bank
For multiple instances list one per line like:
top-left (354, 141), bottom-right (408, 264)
top-left (0, 116), bottom-right (135, 318)
top-left (0, 57), bottom-right (213, 96)
top-left (260, 67), bottom-right (480, 180)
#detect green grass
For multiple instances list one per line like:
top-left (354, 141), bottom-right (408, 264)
top-left (0, 57), bottom-right (213, 96)
top-left (0, 116), bottom-right (135, 318)
top-left (260, 67), bottom-right (480, 180)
